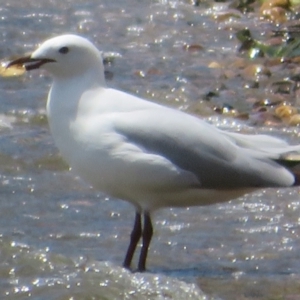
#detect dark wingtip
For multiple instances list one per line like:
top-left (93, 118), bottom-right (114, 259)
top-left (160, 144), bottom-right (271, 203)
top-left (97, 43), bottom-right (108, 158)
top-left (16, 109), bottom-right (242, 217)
top-left (291, 165), bottom-right (300, 186)
top-left (275, 159), bottom-right (300, 186)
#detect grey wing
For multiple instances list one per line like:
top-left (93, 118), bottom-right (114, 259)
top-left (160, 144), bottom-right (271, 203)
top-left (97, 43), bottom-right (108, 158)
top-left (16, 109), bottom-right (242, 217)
top-left (114, 108), bottom-right (294, 188)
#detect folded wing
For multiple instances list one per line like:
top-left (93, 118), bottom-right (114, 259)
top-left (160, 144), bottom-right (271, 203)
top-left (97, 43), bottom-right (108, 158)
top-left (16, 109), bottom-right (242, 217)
top-left (114, 108), bottom-right (296, 189)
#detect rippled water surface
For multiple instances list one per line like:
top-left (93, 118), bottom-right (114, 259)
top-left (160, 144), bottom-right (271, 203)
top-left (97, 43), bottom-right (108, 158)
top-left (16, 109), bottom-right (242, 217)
top-left (1, 0), bottom-right (300, 299)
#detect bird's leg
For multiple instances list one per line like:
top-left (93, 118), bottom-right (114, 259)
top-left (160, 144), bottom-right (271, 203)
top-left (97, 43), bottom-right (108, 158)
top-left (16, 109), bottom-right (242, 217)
top-left (137, 212), bottom-right (153, 272)
top-left (123, 212), bottom-right (142, 270)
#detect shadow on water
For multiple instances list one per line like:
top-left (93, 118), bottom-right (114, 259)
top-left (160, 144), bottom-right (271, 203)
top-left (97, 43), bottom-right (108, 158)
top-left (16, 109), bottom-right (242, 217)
top-left (154, 264), bottom-right (296, 279)
top-left (152, 264), bottom-right (300, 299)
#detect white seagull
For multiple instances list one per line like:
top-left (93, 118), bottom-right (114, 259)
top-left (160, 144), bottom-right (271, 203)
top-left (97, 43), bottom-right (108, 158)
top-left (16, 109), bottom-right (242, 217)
top-left (8, 34), bottom-right (300, 272)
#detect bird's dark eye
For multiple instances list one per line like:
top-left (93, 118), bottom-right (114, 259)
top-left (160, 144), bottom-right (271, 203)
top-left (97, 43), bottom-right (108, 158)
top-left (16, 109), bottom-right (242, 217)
top-left (58, 47), bottom-right (69, 54)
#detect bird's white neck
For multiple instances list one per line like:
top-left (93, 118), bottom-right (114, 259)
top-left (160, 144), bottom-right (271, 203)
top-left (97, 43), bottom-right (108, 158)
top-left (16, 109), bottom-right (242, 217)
top-left (46, 65), bottom-right (106, 163)
top-left (48, 64), bottom-right (106, 117)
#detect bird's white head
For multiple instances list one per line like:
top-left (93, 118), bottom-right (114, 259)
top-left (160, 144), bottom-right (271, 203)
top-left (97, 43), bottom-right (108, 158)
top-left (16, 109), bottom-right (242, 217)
top-left (8, 34), bottom-right (104, 79)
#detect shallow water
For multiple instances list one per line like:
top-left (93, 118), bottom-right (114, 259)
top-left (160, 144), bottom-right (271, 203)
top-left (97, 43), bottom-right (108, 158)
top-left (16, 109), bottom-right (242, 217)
top-left (1, 0), bottom-right (300, 299)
